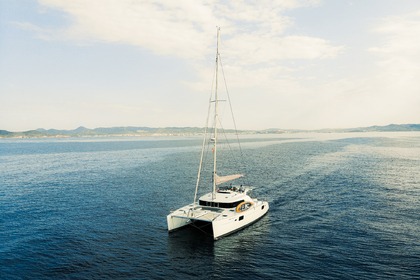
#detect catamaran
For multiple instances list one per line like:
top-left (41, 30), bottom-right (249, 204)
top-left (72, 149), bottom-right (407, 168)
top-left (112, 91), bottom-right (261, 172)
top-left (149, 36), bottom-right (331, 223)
top-left (167, 28), bottom-right (269, 240)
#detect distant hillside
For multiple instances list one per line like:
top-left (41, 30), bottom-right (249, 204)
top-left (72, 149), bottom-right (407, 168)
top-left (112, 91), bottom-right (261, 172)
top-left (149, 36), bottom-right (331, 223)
top-left (350, 124), bottom-right (420, 132)
top-left (0, 130), bottom-right (13, 137)
top-left (315, 123), bottom-right (420, 133)
top-left (0, 126), bottom-right (240, 138)
top-left (0, 124), bottom-right (419, 138)
top-left (258, 124), bottom-right (420, 134)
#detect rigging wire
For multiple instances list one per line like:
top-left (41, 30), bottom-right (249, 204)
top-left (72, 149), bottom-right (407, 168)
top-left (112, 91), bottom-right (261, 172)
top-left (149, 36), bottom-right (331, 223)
top-left (193, 60), bottom-right (216, 206)
top-left (217, 120), bottom-right (245, 179)
top-left (219, 56), bottom-right (251, 185)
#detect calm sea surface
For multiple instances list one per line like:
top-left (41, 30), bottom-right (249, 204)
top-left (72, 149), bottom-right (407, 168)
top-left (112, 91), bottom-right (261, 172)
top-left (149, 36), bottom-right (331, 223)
top-left (1, 132), bottom-right (419, 279)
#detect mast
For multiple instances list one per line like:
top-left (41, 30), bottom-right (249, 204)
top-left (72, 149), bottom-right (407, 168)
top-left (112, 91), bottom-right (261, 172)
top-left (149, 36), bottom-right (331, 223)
top-left (212, 27), bottom-right (221, 200)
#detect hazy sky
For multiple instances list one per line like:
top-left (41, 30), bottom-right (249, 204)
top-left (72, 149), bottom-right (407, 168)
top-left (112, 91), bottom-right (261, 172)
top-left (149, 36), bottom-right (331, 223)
top-left (1, 0), bottom-right (420, 131)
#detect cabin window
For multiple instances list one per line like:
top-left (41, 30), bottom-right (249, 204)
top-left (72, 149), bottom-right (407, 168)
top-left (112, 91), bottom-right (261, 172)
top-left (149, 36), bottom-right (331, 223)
top-left (199, 200), bottom-right (244, 209)
top-left (239, 216), bottom-right (244, 221)
top-left (261, 205), bottom-right (265, 210)
top-left (232, 200), bottom-right (243, 208)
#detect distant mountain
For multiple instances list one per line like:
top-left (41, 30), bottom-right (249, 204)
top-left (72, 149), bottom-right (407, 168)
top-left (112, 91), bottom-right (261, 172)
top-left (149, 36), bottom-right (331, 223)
top-left (0, 124), bottom-right (419, 138)
top-left (356, 123), bottom-right (420, 132)
top-left (0, 130), bottom-right (12, 136)
top-left (0, 126), bottom-right (213, 138)
top-left (319, 123), bottom-right (420, 133)
top-left (256, 124), bottom-right (420, 134)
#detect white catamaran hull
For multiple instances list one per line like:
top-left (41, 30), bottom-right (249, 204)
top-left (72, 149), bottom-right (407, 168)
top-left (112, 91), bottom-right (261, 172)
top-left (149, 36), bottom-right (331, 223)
top-left (167, 199), bottom-right (269, 240)
top-left (212, 201), bottom-right (269, 239)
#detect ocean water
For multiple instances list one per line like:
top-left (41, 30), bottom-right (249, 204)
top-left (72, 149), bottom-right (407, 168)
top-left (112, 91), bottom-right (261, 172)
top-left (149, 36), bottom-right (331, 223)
top-left (1, 133), bottom-right (419, 279)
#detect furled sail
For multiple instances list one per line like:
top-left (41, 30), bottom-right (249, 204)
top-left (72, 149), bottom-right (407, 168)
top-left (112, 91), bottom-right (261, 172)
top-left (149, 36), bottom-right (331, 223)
top-left (215, 173), bottom-right (243, 185)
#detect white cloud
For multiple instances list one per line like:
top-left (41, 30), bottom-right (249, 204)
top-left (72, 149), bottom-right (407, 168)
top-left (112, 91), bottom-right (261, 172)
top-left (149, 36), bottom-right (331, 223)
top-left (370, 10), bottom-right (420, 56)
top-left (35, 0), bottom-right (217, 59)
top-left (300, 9), bottom-right (420, 129)
top-left (369, 10), bottom-right (420, 76)
top-left (224, 34), bottom-right (343, 68)
top-left (31, 0), bottom-right (337, 63)
top-left (367, 10), bottom-right (420, 119)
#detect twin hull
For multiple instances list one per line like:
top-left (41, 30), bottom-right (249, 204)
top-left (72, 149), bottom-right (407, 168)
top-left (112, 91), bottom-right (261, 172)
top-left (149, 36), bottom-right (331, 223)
top-left (167, 200), bottom-right (269, 240)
